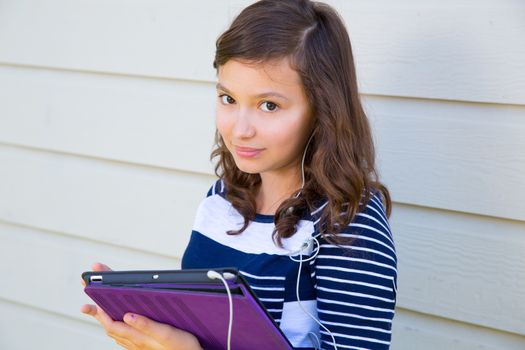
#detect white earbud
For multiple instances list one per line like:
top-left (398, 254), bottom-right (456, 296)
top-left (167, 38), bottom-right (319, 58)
top-left (287, 237), bottom-right (315, 257)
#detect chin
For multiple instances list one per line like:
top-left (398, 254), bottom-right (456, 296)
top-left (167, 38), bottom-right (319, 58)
top-left (234, 160), bottom-right (264, 175)
top-left (236, 165), bottom-right (261, 175)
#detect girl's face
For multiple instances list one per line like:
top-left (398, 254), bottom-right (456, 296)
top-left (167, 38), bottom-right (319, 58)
top-left (216, 57), bottom-right (314, 178)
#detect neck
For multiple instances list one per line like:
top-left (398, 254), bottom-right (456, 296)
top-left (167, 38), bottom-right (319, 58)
top-left (255, 168), bottom-right (302, 215)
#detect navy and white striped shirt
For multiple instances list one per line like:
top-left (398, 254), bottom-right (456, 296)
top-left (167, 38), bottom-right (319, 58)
top-left (181, 178), bottom-right (397, 350)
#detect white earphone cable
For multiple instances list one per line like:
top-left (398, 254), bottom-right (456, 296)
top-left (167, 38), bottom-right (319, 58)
top-left (289, 236), bottom-right (338, 350)
top-left (206, 270), bottom-right (233, 350)
top-left (297, 131), bottom-right (315, 197)
top-left (288, 130), bottom-right (338, 349)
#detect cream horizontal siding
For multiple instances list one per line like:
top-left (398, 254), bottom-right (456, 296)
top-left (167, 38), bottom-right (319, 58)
top-left (2, 298), bottom-right (112, 350)
top-left (0, 0), bottom-right (523, 104)
top-left (0, 144), bottom-right (211, 257)
top-left (0, 64), bottom-right (217, 175)
top-left (2, 67), bottom-right (524, 221)
top-left (0, 0), bottom-right (524, 349)
top-left (368, 96), bottom-right (524, 222)
top-left (393, 309), bottom-right (525, 350)
top-left (391, 203), bottom-right (525, 335)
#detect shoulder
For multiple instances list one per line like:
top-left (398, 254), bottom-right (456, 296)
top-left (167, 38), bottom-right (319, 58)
top-left (315, 191), bottom-right (395, 256)
top-left (197, 178), bottom-right (228, 218)
top-left (193, 178), bottom-right (227, 221)
top-left (349, 190), bottom-right (396, 256)
top-left (314, 190), bottom-right (397, 289)
top-left (192, 178), bottom-right (230, 231)
top-left (205, 178), bottom-right (226, 198)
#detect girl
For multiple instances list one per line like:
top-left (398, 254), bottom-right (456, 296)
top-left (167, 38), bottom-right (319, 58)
top-left (81, 1), bottom-right (397, 349)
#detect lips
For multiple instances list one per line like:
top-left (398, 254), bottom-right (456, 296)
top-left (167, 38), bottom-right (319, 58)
top-left (235, 146), bottom-right (264, 152)
top-left (234, 145), bottom-right (264, 158)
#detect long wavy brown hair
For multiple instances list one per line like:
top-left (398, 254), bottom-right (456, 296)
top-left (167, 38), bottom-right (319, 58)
top-left (210, 0), bottom-right (391, 248)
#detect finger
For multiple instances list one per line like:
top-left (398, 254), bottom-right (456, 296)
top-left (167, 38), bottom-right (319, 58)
top-left (80, 304), bottom-right (115, 329)
top-left (86, 307), bottom-right (158, 348)
top-left (93, 304), bottom-right (116, 326)
top-left (80, 302), bottom-right (115, 329)
top-left (109, 321), bottom-right (162, 350)
top-left (81, 278), bottom-right (86, 287)
top-left (80, 304), bottom-right (147, 349)
top-left (123, 313), bottom-right (196, 348)
top-left (92, 262), bottom-right (113, 271)
top-left (80, 304), bottom-right (96, 315)
top-left (81, 305), bottom-right (132, 343)
top-left (123, 313), bottom-right (171, 343)
top-left (112, 335), bottom-right (137, 349)
top-left (81, 306), bottom-right (170, 350)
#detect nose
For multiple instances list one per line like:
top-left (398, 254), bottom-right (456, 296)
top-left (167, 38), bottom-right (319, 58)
top-left (232, 107), bottom-right (256, 139)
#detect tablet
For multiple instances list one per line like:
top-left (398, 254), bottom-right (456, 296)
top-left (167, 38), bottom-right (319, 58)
top-left (82, 267), bottom-right (294, 350)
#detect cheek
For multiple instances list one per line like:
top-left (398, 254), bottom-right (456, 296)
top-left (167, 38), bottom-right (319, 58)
top-left (215, 110), bottom-right (232, 140)
top-left (266, 119), bottom-right (303, 148)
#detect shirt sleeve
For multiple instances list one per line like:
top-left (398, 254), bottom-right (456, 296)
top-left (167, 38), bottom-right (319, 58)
top-left (313, 191), bottom-right (398, 350)
top-left (205, 178), bottom-right (224, 198)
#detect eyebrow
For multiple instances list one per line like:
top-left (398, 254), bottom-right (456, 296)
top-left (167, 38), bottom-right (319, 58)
top-left (216, 83), bottom-right (289, 101)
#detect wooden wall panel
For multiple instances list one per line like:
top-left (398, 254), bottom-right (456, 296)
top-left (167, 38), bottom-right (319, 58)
top-left (392, 204), bottom-right (525, 335)
top-left (1, 0), bottom-right (523, 104)
top-left (391, 308), bottom-right (525, 350)
top-left (0, 298), bottom-right (119, 349)
top-left (2, 66), bottom-right (523, 220)
top-left (368, 96), bottom-right (525, 221)
top-left (0, 144), bottom-right (214, 258)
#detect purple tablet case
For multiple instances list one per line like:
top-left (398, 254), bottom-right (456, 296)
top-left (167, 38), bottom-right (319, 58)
top-left (82, 268), bottom-right (293, 350)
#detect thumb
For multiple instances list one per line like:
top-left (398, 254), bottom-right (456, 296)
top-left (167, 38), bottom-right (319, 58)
top-left (123, 313), bottom-right (153, 334)
top-left (124, 313), bottom-right (201, 349)
top-left (123, 313), bottom-right (171, 339)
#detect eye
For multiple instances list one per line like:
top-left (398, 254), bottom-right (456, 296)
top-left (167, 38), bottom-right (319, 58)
top-left (260, 101), bottom-right (279, 113)
top-left (218, 94), bottom-right (235, 105)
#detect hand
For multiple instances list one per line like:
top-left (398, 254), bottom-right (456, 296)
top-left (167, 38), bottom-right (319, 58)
top-left (80, 262), bottom-right (203, 350)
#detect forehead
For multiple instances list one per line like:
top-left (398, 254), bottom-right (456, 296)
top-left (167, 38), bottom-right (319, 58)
top-left (217, 57), bottom-right (303, 93)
